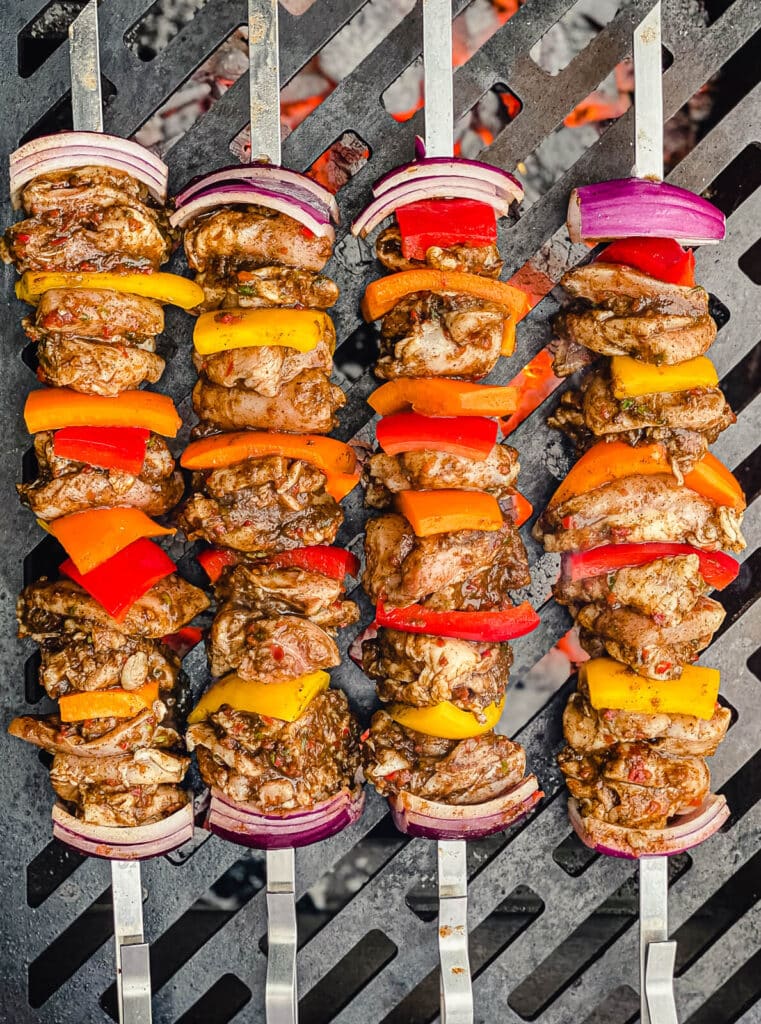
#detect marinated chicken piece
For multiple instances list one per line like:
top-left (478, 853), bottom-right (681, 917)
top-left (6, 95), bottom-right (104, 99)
top-left (558, 741), bottom-right (710, 829)
top-left (193, 337), bottom-right (333, 395)
top-left (19, 166), bottom-right (156, 217)
top-left (183, 206), bottom-right (332, 274)
top-left (195, 265), bottom-right (339, 311)
top-left (5, 203), bottom-right (173, 272)
top-left (35, 336), bottom-right (165, 395)
top-left (187, 690), bottom-right (360, 810)
top-left (563, 687), bottom-right (730, 758)
top-left (550, 335), bottom-right (598, 377)
top-left (193, 370), bottom-right (345, 434)
top-left (215, 563), bottom-right (358, 630)
top-left (554, 555), bottom-right (709, 626)
top-left (555, 309), bottom-right (716, 365)
top-left (177, 455), bottom-right (343, 553)
top-left (375, 225), bottom-right (503, 277)
top-left (8, 708), bottom-right (177, 757)
top-left (18, 430), bottom-right (182, 519)
top-left (18, 575), bottom-right (209, 640)
top-left (363, 710), bottom-right (527, 804)
top-left (71, 784), bottom-right (189, 826)
top-left (562, 264), bottom-right (711, 316)
top-left (24, 287), bottom-right (164, 342)
top-left (363, 514), bottom-right (530, 607)
top-left (533, 474), bottom-right (745, 553)
top-left (39, 628), bottom-right (179, 698)
top-left (376, 292), bottom-right (507, 380)
top-left (363, 628), bottom-right (511, 717)
top-left (575, 596), bottom-right (725, 679)
top-left (50, 749), bottom-right (189, 801)
top-left (363, 444), bottom-right (519, 507)
top-left (209, 612), bottom-right (340, 681)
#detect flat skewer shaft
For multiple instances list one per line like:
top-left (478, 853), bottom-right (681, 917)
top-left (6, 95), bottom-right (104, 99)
top-left (247, 0), bottom-right (282, 165)
top-left (69, 0), bottom-right (103, 132)
top-left (438, 840), bottom-right (473, 1024)
top-left (633, 1), bottom-right (663, 179)
top-left (639, 857), bottom-right (678, 1024)
top-left (266, 848), bottom-right (298, 1023)
top-left (423, 0), bottom-right (454, 157)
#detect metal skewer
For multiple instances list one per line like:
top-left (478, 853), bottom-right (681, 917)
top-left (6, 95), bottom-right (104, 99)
top-left (632, 6), bottom-right (678, 1022)
top-left (68, 6), bottom-right (153, 1023)
top-left (421, 0), bottom-right (474, 1019)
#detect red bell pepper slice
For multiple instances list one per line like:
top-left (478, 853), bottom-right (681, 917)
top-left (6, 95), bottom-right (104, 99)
top-left (162, 626), bottom-right (204, 658)
top-left (268, 546), bottom-right (360, 580)
top-left (596, 237), bottom-right (696, 286)
top-left (396, 199), bottom-right (497, 262)
top-left (53, 426), bottom-right (150, 475)
top-left (507, 489), bottom-right (533, 528)
top-left (60, 538), bottom-right (176, 622)
top-left (560, 543), bottom-right (739, 591)
top-left (197, 547), bottom-right (239, 584)
top-left (376, 412), bottom-right (497, 461)
top-left (375, 599), bottom-right (540, 642)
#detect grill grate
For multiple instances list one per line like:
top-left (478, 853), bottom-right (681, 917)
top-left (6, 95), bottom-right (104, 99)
top-left (1, 1), bottom-right (761, 1021)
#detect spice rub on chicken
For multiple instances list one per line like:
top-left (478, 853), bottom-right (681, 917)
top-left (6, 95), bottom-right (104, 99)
top-left (193, 336), bottom-right (334, 394)
top-left (194, 265), bottom-right (339, 313)
top-left (375, 224), bottom-right (503, 278)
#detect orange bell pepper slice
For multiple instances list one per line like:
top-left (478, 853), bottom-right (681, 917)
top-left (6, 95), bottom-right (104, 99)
top-left (368, 379), bottom-right (519, 418)
top-left (46, 507), bottom-right (175, 574)
top-left (684, 451), bottom-right (745, 511)
top-left (397, 489), bottom-right (503, 536)
top-left (24, 388), bottom-right (182, 437)
top-left (58, 680), bottom-right (160, 722)
top-left (361, 269), bottom-right (532, 323)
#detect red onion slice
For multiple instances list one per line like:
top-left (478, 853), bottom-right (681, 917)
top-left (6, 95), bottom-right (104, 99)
top-left (352, 180), bottom-right (516, 238)
top-left (388, 775), bottom-right (541, 840)
top-left (568, 794), bottom-right (729, 860)
top-left (567, 178), bottom-right (725, 246)
top-left (373, 157), bottom-right (523, 204)
top-left (52, 802), bottom-right (194, 860)
top-left (169, 185), bottom-right (334, 239)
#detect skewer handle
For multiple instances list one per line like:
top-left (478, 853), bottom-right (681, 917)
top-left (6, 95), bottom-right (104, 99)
top-left (266, 847), bottom-right (298, 1023)
top-left (422, 0), bottom-right (454, 158)
top-left (247, 0), bottom-right (282, 165)
top-left (437, 840), bottom-right (473, 1024)
top-left (639, 856), bottom-right (678, 1024)
top-left (632, 1), bottom-right (663, 179)
top-left (111, 860), bottom-right (152, 1024)
top-left (68, 0), bottom-right (103, 133)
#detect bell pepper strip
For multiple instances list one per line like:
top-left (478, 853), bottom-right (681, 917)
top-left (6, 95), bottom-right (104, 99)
top-left (561, 543), bottom-right (740, 590)
top-left (395, 199), bottom-right (497, 261)
top-left (193, 308), bottom-right (335, 356)
top-left (610, 355), bottom-right (718, 399)
top-left (323, 470), bottom-right (361, 502)
top-left (684, 451), bottom-right (745, 511)
top-left (197, 547), bottom-right (239, 584)
top-left (268, 546), bottom-right (361, 580)
top-left (161, 626), bottom-right (204, 658)
top-left (59, 680), bottom-right (161, 723)
top-left (507, 489), bottom-right (533, 528)
top-left (15, 270), bottom-right (205, 309)
top-left (500, 317), bottom-right (517, 357)
top-left (60, 538), bottom-right (176, 622)
top-left (376, 599), bottom-right (540, 642)
top-left (388, 698), bottom-right (504, 740)
top-left (187, 670), bottom-right (331, 725)
top-left (581, 657), bottom-right (720, 721)
top-left (595, 238), bottom-right (696, 287)
top-left (24, 388), bottom-right (182, 437)
top-left (369, 379), bottom-right (519, 418)
top-left (53, 426), bottom-right (150, 475)
top-left (397, 489), bottom-right (503, 536)
top-left (376, 412), bottom-right (497, 461)
top-left (361, 269), bottom-right (532, 324)
top-left (181, 431), bottom-right (355, 474)
top-left (47, 507), bottom-right (174, 575)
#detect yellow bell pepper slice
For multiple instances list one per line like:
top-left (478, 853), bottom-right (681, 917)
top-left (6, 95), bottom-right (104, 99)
top-left (59, 681), bottom-right (160, 722)
top-left (187, 670), bottom-right (331, 725)
top-left (388, 698), bottom-right (504, 739)
top-left (582, 657), bottom-right (720, 720)
top-left (15, 271), bottom-right (204, 310)
top-left (610, 355), bottom-right (719, 399)
top-left (193, 308), bottom-right (336, 356)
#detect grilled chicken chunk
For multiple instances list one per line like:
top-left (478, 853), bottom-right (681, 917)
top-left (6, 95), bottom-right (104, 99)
top-left (209, 611), bottom-right (340, 681)
top-left (195, 266), bottom-right (339, 312)
top-left (363, 444), bottom-right (519, 507)
top-left (19, 430), bottom-right (182, 519)
top-left (193, 370), bottom-right (345, 434)
top-left (363, 513), bottom-right (530, 607)
top-left (363, 628), bottom-right (511, 717)
top-left (375, 225), bottom-right (503, 278)
top-left (18, 576), bottom-right (209, 640)
top-left (554, 555), bottom-right (709, 626)
top-left (376, 292), bottom-right (507, 380)
top-left (576, 596), bottom-right (725, 680)
top-left (8, 708), bottom-right (180, 757)
top-left (24, 287), bottom-right (164, 341)
top-left (67, 784), bottom-right (189, 826)
top-left (35, 336), bottom-right (165, 395)
top-left (183, 206), bottom-right (332, 274)
top-left (50, 749), bottom-right (189, 802)
top-left (187, 690), bottom-right (360, 810)
top-left (551, 335), bottom-right (598, 377)
top-left (563, 263), bottom-right (711, 315)
top-left (176, 456), bottom-right (343, 554)
top-left (194, 337), bottom-right (334, 394)
top-left (558, 741), bottom-right (710, 830)
top-left (363, 710), bottom-right (526, 805)
top-left (534, 474), bottom-right (745, 553)
top-left (563, 688), bottom-right (731, 758)
top-left (19, 166), bottom-right (156, 217)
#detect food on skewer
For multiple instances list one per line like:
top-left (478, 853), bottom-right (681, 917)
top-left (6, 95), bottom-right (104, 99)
top-left (4, 134), bottom-right (209, 858)
top-left (536, 178), bottom-right (739, 857)
top-left (352, 154), bottom-right (542, 839)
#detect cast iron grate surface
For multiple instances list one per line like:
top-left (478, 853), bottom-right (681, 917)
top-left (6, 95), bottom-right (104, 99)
top-left (1, 1), bottom-right (761, 1021)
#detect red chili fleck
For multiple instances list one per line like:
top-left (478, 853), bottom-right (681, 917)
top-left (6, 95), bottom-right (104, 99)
top-left (360, 729), bottom-right (370, 742)
top-left (16, 233), bottom-right (30, 243)
top-left (270, 644), bottom-right (285, 662)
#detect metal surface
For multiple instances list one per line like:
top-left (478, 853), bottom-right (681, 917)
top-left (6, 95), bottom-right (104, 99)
top-left (111, 862), bottom-right (151, 1024)
top-left (423, 0), bottom-right (454, 157)
top-left (247, 0), bottom-right (282, 164)
top-left (1, 1), bottom-right (760, 1022)
top-left (437, 842), bottom-right (473, 1024)
top-left (632, 1), bottom-right (663, 178)
top-left (68, 0), bottom-right (103, 132)
top-left (266, 849), bottom-right (298, 1023)
top-left (639, 858), bottom-right (676, 1024)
